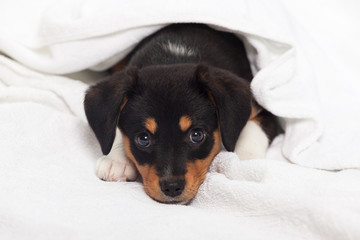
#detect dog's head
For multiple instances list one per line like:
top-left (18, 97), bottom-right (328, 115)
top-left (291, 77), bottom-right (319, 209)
top-left (84, 64), bottom-right (252, 203)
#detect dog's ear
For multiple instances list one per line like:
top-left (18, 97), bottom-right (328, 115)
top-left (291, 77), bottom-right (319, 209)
top-left (196, 64), bottom-right (252, 151)
top-left (84, 69), bottom-right (137, 155)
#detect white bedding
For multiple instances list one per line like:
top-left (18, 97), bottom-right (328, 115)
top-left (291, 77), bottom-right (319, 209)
top-left (1, 0), bottom-right (360, 239)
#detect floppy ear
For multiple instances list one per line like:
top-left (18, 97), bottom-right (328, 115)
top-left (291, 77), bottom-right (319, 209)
top-left (196, 64), bottom-right (252, 151)
top-left (84, 69), bottom-right (136, 155)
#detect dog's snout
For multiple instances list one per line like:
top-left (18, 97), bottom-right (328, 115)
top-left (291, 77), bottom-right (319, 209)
top-left (160, 179), bottom-right (185, 197)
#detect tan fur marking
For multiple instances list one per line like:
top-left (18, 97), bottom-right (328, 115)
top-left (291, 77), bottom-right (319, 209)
top-left (120, 96), bottom-right (128, 111)
top-left (145, 118), bottom-right (157, 134)
top-left (121, 132), bottom-right (163, 201)
top-left (121, 129), bottom-right (222, 203)
top-left (179, 115), bottom-right (192, 132)
top-left (183, 129), bottom-right (221, 201)
top-left (137, 165), bottom-right (163, 201)
top-left (250, 104), bottom-right (262, 123)
top-left (121, 132), bottom-right (136, 165)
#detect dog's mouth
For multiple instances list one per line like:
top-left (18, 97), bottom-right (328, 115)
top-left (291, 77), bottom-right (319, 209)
top-left (145, 187), bottom-right (197, 205)
top-left (141, 174), bottom-right (207, 205)
top-left (130, 156), bottom-right (211, 204)
top-left (121, 128), bottom-right (221, 204)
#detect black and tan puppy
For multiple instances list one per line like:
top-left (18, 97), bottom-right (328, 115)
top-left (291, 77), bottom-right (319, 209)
top-left (84, 24), bottom-right (280, 204)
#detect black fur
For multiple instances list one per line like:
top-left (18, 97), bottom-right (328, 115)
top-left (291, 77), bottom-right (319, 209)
top-left (128, 24), bottom-right (253, 81)
top-left (84, 23), bottom-right (280, 201)
top-left (196, 64), bottom-right (252, 151)
top-left (85, 23), bottom-right (255, 154)
top-left (119, 64), bottom-right (218, 176)
top-left (84, 69), bottom-right (136, 154)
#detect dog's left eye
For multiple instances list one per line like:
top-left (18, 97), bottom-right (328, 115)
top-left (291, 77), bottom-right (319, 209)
top-left (189, 129), bottom-right (206, 144)
top-left (135, 133), bottom-right (152, 148)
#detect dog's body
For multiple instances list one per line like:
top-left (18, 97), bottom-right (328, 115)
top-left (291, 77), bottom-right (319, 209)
top-left (85, 24), bottom-right (281, 204)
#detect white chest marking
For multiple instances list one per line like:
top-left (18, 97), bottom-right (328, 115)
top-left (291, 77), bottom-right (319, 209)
top-left (234, 120), bottom-right (269, 160)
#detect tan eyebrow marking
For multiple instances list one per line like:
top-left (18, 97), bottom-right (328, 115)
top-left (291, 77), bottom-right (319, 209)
top-left (145, 118), bottom-right (157, 134)
top-left (179, 115), bottom-right (192, 132)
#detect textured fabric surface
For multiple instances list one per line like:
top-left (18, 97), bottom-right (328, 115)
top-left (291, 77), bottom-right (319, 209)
top-left (1, 0), bottom-right (360, 239)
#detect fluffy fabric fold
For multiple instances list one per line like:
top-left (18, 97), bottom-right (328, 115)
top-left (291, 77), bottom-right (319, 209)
top-left (1, 0), bottom-right (360, 239)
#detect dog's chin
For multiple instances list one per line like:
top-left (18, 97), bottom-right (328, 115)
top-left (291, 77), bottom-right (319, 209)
top-left (151, 194), bottom-right (194, 205)
top-left (156, 198), bottom-right (192, 205)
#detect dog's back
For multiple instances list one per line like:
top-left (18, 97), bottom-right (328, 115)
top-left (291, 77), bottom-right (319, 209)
top-left (127, 24), bottom-right (253, 81)
top-left (85, 23), bottom-right (282, 204)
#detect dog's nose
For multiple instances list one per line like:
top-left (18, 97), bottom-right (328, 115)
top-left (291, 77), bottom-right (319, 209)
top-left (160, 179), bottom-right (185, 197)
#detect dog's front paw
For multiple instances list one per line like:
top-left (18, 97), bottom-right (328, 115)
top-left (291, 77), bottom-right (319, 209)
top-left (95, 156), bottom-right (137, 182)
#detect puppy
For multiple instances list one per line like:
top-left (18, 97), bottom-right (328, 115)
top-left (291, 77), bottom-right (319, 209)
top-left (84, 24), bottom-right (281, 204)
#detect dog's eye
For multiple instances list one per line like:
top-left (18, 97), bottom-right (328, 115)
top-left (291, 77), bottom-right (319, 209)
top-left (135, 133), bottom-right (152, 148)
top-left (189, 129), bottom-right (206, 144)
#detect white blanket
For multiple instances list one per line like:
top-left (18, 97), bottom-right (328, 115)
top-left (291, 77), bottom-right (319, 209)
top-left (1, 0), bottom-right (360, 239)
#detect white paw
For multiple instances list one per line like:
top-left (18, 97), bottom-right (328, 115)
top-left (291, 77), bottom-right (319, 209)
top-left (95, 156), bottom-right (137, 182)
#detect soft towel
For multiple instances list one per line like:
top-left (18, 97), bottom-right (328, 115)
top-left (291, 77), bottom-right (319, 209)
top-left (1, 0), bottom-right (360, 239)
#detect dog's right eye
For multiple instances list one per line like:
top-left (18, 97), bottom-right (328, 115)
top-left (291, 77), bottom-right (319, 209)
top-left (135, 133), bottom-right (152, 148)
